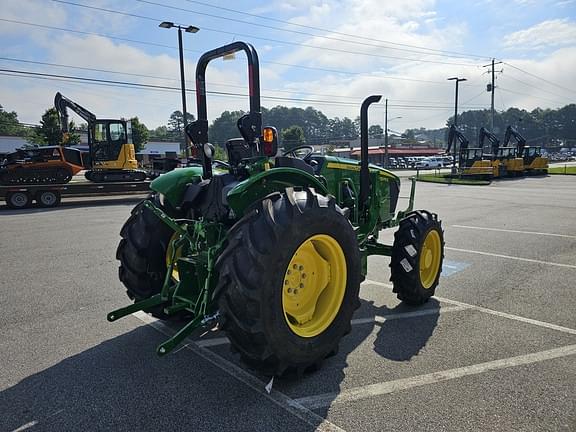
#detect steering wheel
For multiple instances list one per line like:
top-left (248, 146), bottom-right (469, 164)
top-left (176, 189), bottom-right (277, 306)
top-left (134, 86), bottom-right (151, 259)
top-left (282, 145), bottom-right (314, 160)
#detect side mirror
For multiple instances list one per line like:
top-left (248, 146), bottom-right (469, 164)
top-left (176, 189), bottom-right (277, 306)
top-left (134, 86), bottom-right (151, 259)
top-left (262, 126), bottom-right (278, 157)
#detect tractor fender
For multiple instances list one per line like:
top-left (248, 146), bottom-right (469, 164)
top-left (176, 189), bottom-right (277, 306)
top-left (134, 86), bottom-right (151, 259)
top-left (149, 166), bottom-right (204, 208)
top-left (227, 168), bottom-right (329, 217)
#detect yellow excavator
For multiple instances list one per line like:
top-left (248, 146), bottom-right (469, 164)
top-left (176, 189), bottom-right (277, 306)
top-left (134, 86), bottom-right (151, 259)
top-left (54, 92), bottom-right (147, 182)
top-left (446, 124), bottom-right (493, 178)
top-left (478, 127), bottom-right (524, 177)
top-left (503, 125), bottom-right (548, 175)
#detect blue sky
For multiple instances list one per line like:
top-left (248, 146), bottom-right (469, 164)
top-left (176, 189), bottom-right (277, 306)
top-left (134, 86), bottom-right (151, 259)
top-left (1, 0), bottom-right (574, 132)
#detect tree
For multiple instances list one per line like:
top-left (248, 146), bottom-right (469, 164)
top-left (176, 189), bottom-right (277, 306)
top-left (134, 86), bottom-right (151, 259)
top-left (368, 125), bottom-right (384, 138)
top-left (167, 110), bottom-right (195, 140)
top-left (208, 110), bottom-right (246, 146)
top-left (281, 125), bottom-right (306, 150)
top-left (28, 108), bottom-right (63, 145)
top-left (0, 105), bottom-right (24, 136)
top-left (130, 117), bottom-right (149, 152)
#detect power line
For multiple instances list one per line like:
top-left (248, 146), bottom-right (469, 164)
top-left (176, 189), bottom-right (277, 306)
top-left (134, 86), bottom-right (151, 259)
top-left (498, 87), bottom-right (571, 105)
top-left (502, 62), bottom-right (576, 95)
top-left (0, 68), bottom-right (490, 110)
top-left (0, 18), bottom-right (472, 86)
top-left (179, 0), bottom-right (492, 60)
top-left (0, 57), bottom-right (486, 106)
top-left (50, 0), bottom-right (482, 67)
top-left (501, 70), bottom-right (574, 101)
top-left (133, 0), bottom-right (489, 61)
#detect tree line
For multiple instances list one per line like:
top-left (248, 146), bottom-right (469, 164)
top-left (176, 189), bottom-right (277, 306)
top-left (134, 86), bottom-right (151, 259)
top-left (2, 102), bottom-right (575, 153)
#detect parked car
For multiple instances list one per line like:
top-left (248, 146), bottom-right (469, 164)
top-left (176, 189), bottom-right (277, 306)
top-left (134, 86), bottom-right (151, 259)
top-left (415, 157), bottom-right (443, 169)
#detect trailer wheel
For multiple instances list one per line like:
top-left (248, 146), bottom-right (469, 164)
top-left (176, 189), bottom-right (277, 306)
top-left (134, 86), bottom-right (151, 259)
top-left (37, 190), bottom-right (61, 208)
top-left (215, 187), bottom-right (361, 376)
top-left (6, 191), bottom-right (32, 209)
top-left (390, 210), bottom-right (444, 305)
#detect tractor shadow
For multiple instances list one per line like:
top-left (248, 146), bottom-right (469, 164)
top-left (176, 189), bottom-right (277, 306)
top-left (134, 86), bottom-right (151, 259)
top-left (0, 300), bottom-right (440, 432)
top-left (0, 326), bottom-right (310, 432)
top-left (275, 297), bottom-right (440, 425)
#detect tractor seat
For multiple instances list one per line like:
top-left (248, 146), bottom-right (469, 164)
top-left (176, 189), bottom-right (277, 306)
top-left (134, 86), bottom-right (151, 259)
top-left (274, 156), bottom-right (315, 175)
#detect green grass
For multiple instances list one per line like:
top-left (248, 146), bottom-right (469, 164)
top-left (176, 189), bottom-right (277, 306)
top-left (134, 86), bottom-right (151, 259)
top-left (416, 173), bottom-right (491, 185)
top-left (548, 166), bottom-right (576, 175)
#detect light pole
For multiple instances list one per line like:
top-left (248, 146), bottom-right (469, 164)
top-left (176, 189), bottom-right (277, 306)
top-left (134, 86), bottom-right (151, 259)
top-left (447, 77), bottom-right (466, 173)
top-left (383, 98), bottom-right (401, 168)
top-left (447, 77), bottom-right (467, 127)
top-left (159, 21), bottom-right (199, 159)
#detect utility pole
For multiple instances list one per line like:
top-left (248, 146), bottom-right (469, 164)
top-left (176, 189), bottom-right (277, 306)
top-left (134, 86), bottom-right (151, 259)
top-left (483, 58), bottom-right (503, 131)
top-left (384, 98), bottom-right (388, 168)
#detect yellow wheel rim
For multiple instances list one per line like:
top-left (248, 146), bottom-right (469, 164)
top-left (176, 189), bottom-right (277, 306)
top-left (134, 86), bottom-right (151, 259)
top-left (282, 234), bottom-right (347, 338)
top-left (419, 230), bottom-right (442, 289)
top-left (166, 232), bottom-right (183, 282)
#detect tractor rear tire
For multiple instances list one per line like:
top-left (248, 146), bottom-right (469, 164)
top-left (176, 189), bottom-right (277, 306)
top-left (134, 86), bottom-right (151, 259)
top-left (116, 196), bottom-right (176, 319)
top-left (390, 210), bottom-right (444, 305)
top-left (215, 187), bottom-right (361, 376)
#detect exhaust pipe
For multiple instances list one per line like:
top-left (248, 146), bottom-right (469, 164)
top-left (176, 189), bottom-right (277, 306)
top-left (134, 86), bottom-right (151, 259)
top-left (359, 95), bottom-right (382, 214)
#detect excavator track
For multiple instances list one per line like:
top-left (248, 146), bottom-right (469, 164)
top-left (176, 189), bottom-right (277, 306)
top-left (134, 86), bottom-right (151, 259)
top-left (85, 170), bottom-right (147, 183)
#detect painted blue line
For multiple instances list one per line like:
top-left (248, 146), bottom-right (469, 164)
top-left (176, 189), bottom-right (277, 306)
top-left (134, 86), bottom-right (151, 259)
top-left (442, 260), bottom-right (470, 277)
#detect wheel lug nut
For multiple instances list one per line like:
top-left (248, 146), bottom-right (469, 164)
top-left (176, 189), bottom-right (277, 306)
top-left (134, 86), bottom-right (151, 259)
top-left (287, 270), bottom-right (291, 275)
top-left (287, 288), bottom-right (292, 293)
top-left (284, 280), bottom-right (289, 285)
top-left (299, 265), bottom-right (304, 271)
top-left (302, 274), bottom-right (306, 279)
top-left (293, 264), bottom-right (298, 270)
top-left (293, 289), bottom-right (298, 295)
top-left (299, 283), bottom-right (304, 288)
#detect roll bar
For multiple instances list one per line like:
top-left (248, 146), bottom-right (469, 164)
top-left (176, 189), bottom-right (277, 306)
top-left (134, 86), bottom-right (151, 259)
top-left (186, 42), bottom-right (261, 179)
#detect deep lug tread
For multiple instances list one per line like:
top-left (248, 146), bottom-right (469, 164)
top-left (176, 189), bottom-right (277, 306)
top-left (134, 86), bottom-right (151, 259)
top-left (390, 210), bottom-right (445, 305)
top-left (216, 188), bottom-right (361, 376)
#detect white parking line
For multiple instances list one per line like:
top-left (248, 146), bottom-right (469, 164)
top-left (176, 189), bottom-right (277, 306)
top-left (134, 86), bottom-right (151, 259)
top-left (452, 225), bottom-right (576, 239)
top-left (195, 305), bottom-right (471, 348)
top-left (364, 279), bottom-right (576, 335)
top-left (132, 311), bottom-right (345, 432)
top-left (445, 247), bottom-right (576, 269)
top-left (292, 344), bottom-right (576, 410)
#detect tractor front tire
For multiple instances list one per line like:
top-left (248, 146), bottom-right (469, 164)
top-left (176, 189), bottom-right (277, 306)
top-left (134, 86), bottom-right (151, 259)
top-left (116, 196), bottom-right (175, 318)
top-left (390, 210), bottom-right (444, 305)
top-left (215, 188), bottom-right (361, 376)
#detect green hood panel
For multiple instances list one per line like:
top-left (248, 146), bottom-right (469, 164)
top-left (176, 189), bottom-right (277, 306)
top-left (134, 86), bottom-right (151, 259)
top-left (227, 168), bottom-right (328, 217)
top-left (150, 166), bottom-right (204, 207)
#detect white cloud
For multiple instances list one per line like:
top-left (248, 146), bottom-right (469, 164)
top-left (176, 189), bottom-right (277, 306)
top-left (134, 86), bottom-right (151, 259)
top-left (503, 19), bottom-right (576, 51)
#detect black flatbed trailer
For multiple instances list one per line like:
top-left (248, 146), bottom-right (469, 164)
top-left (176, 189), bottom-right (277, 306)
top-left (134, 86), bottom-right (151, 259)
top-left (0, 180), bottom-right (151, 209)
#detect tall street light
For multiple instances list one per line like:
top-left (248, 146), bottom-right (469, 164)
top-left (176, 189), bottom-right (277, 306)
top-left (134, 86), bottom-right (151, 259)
top-left (447, 77), bottom-right (467, 127)
top-left (447, 77), bottom-right (466, 174)
top-left (159, 21), bottom-right (200, 159)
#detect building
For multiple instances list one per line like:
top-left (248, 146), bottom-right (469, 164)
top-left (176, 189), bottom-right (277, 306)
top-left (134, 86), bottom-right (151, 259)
top-left (331, 145), bottom-right (444, 164)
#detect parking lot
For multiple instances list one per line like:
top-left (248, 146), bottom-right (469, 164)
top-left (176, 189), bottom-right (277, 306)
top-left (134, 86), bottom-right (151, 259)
top-left (1, 175), bottom-right (575, 432)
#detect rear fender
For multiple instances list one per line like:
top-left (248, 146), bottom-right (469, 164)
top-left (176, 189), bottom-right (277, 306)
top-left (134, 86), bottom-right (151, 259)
top-left (150, 166), bottom-right (204, 208)
top-left (227, 168), bottom-right (328, 217)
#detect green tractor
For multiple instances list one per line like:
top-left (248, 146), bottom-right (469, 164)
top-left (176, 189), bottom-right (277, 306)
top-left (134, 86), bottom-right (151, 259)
top-left (109, 42), bottom-right (444, 376)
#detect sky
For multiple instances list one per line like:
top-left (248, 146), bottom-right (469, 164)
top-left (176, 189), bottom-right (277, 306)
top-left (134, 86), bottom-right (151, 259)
top-left (1, 0), bottom-right (575, 134)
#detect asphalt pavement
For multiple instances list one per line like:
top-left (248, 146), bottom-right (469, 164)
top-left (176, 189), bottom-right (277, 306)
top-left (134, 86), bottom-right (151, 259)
top-left (0, 175), bottom-right (574, 431)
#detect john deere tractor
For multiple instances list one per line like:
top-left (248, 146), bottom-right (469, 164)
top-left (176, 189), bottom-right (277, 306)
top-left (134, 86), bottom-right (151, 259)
top-left (109, 42), bottom-right (444, 376)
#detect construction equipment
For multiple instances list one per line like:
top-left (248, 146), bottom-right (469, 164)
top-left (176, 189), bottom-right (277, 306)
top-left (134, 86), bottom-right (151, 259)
top-left (503, 125), bottom-right (548, 175)
top-left (109, 42), bottom-right (444, 376)
top-left (0, 145), bottom-right (85, 185)
top-left (478, 127), bottom-right (523, 177)
top-left (446, 124), bottom-right (493, 178)
top-left (54, 93), bottom-right (147, 182)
